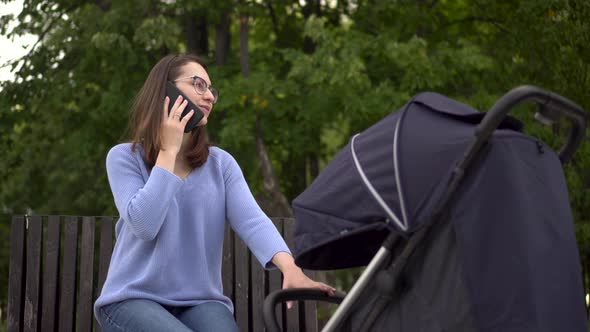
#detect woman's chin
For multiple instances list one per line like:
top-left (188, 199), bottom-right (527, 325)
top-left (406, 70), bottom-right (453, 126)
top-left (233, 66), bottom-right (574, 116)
top-left (197, 117), bottom-right (208, 126)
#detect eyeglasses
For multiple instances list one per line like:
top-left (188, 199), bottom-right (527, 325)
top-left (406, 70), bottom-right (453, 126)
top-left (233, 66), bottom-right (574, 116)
top-left (172, 75), bottom-right (219, 104)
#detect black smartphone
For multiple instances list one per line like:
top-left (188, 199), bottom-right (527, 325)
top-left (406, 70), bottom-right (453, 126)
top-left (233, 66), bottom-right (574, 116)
top-left (166, 81), bottom-right (205, 133)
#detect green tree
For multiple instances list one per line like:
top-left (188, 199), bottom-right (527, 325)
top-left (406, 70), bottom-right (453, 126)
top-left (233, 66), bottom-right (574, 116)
top-left (1, 0), bottom-right (589, 323)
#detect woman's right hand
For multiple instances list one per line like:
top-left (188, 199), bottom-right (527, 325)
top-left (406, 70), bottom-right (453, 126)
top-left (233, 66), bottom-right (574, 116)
top-left (160, 95), bottom-right (194, 156)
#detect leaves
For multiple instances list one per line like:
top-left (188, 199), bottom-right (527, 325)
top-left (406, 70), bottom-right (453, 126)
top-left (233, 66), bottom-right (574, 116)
top-left (133, 16), bottom-right (182, 51)
top-left (0, 0), bottom-right (589, 310)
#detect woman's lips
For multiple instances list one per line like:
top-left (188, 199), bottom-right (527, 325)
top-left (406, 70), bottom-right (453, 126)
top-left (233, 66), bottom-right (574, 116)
top-left (197, 106), bottom-right (210, 116)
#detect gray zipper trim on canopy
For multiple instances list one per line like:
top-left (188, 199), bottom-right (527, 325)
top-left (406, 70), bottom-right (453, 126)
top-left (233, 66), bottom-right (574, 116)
top-left (393, 114), bottom-right (409, 230)
top-left (351, 122), bottom-right (408, 231)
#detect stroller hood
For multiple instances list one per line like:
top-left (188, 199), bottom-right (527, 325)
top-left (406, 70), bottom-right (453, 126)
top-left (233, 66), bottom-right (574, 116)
top-left (292, 92), bottom-right (522, 269)
top-left (290, 91), bottom-right (586, 331)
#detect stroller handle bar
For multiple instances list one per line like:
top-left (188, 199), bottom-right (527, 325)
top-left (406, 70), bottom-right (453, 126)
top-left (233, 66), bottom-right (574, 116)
top-left (476, 85), bottom-right (587, 163)
top-left (263, 288), bottom-right (346, 332)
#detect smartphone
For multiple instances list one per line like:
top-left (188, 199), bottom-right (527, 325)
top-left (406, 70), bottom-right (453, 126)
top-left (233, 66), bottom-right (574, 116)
top-left (166, 81), bottom-right (205, 133)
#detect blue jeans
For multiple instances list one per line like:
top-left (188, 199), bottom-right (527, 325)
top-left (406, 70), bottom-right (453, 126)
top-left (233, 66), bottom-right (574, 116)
top-left (97, 299), bottom-right (240, 332)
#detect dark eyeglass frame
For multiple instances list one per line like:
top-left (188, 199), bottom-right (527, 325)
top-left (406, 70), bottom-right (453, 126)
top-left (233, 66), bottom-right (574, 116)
top-left (172, 75), bottom-right (219, 104)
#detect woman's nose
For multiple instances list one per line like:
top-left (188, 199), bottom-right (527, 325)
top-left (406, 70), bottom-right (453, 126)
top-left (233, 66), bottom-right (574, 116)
top-left (203, 88), bottom-right (215, 102)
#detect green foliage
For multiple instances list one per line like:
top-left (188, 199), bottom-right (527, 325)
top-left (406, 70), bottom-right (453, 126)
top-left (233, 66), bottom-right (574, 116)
top-left (0, 0), bottom-right (589, 314)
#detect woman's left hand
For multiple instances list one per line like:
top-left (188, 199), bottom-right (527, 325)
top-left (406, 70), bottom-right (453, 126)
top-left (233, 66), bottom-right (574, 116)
top-left (282, 267), bottom-right (337, 308)
top-left (273, 252), bottom-right (336, 309)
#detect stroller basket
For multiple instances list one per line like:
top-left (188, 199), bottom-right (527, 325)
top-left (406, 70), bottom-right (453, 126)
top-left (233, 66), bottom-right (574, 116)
top-left (264, 86), bottom-right (587, 332)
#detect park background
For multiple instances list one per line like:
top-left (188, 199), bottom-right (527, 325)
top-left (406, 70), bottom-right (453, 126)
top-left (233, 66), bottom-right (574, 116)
top-left (0, 0), bottom-right (589, 327)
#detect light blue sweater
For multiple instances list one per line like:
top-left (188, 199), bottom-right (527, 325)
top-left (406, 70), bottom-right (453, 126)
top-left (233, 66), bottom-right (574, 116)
top-left (94, 143), bottom-right (290, 317)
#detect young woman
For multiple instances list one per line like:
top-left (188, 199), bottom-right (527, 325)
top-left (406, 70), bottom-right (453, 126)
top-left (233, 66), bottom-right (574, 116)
top-left (94, 54), bottom-right (335, 332)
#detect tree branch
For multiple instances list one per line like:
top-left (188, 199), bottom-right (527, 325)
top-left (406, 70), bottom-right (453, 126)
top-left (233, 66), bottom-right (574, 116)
top-left (255, 116), bottom-right (293, 217)
top-left (471, 1), bottom-right (511, 34)
top-left (444, 16), bottom-right (509, 33)
top-left (16, 5), bottom-right (78, 74)
top-left (265, 0), bottom-right (280, 37)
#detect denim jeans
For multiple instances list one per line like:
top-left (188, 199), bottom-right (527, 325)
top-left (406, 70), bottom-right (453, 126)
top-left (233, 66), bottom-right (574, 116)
top-left (97, 299), bottom-right (240, 332)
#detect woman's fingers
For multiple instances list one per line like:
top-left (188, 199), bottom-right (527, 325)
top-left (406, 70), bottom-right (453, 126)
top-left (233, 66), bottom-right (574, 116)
top-left (162, 96), bottom-right (170, 120)
top-left (172, 100), bottom-right (188, 120)
top-left (284, 281), bottom-right (337, 310)
top-left (169, 96), bottom-right (185, 119)
top-left (286, 283), bottom-right (335, 309)
top-left (168, 96), bottom-right (180, 119)
top-left (317, 282), bottom-right (337, 296)
top-left (180, 110), bottom-right (194, 124)
top-left (159, 96), bottom-right (193, 155)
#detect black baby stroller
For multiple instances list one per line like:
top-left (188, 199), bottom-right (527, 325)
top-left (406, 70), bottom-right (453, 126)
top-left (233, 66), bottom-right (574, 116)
top-left (263, 86), bottom-right (588, 331)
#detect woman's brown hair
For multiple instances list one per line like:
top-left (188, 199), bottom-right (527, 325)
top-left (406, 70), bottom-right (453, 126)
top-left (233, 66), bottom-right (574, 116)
top-left (129, 54), bottom-right (210, 169)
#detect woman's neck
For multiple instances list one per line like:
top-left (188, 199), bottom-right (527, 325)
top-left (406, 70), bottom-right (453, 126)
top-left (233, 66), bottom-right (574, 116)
top-left (174, 133), bottom-right (194, 178)
top-left (174, 155), bottom-right (191, 178)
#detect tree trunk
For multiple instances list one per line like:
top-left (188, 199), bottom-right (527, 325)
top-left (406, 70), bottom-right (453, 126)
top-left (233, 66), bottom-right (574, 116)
top-left (301, 0), bottom-right (321, 54)
top-left (256, 118), bottom-right (293, 217)
top-left (215, 10), bottom-right (231, 66)
top-left (186, 14), bottom-right (209, 55)
top-left (308, 153), bottom-right (319, 183)
top-left (95, 0), bottom-right (110, 11)
top-left (208, 10), bottom-right (231, 142)
top-left (239, 9), bottom-right (292, 217)
top-left (301, 2), bottom-right (321, 187)
top-left (239, 12), bottom-right (250, 76)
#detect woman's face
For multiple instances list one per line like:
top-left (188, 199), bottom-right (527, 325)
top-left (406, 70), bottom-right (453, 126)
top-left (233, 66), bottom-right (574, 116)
top-left (173, 62), bottom-right (216, 126)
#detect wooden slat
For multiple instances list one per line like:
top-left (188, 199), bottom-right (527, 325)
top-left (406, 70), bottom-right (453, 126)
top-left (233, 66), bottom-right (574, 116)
top-left (234, 236), bottom-right (250, 331)
top-left (268, 268), bottom-right (285, 331)
top-left (95, 217), bottom-right (114, 332)
top-left (269, 218), bottom-right (284, 331)
top-left (24, 215), bottom-right (43, 332)
top-left (97, 217), bottom-right (113, 294)
top-left (283, 218), bottom-right (300, 332)
top-left (58, 216), bottom-right (79, 332)
top-left (251, 250), bottom-right (266, 332)
top-left (302, 270), bottom-right (318, 332)
top-left (8, 216), bottom-right (26, 332)
top-left (41, 216), bottom-right (61, 332)
top-left (222, 223), bottom-right (234, 304)
top-left (77, 217), bottom-right (96, 332)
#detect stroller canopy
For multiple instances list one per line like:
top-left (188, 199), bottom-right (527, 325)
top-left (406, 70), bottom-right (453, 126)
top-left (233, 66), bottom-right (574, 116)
top-left (292, 92), bottom-right (586, 331)
top-left (293, 92), bottom-right (525, 269)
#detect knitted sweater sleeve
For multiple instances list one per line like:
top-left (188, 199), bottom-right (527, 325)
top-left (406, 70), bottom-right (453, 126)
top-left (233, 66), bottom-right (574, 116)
top-left (223, 152), bottom-right (291, 268)
top-left (106, 145), bottom-right (183, 240)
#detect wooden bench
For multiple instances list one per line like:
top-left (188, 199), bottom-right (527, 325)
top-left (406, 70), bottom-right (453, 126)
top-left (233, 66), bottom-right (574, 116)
top-left (7, 215), bottom-right (317, 332)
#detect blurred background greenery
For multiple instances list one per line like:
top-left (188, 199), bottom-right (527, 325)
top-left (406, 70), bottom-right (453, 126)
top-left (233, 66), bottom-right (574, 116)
top-left (1, 0), bottom-right (589, 325)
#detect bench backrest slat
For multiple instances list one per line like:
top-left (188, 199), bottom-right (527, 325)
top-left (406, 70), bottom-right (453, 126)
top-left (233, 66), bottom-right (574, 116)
top-left (97, 217), bottom-right (114, 296)
top-left (8, 216), bottom-right (26, 332)
top-left (251, 251), bottom-right (266, 332)
top-left (77, 217), bottom-right (96, 332)
top-left (95, 217), bottom-right (114, 332)
top-left (24, 215), bottom-right (43, 332)
top-left (58, 217), bottom-right (79, 332)
top-left (41, 216), bottom-right (60, 332)
top-left (269, 218), bottom-right (285, 331)
top-left (7, 215), bottom-right (317, 332)
top-left (283, 219), bottom-right (301, 332)
top-left (222, 224), bottom-right (235, 304)
top-left (302, 290), bottom-right (319, 332)
top-left (235, 231), bottom-right (250, 331)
